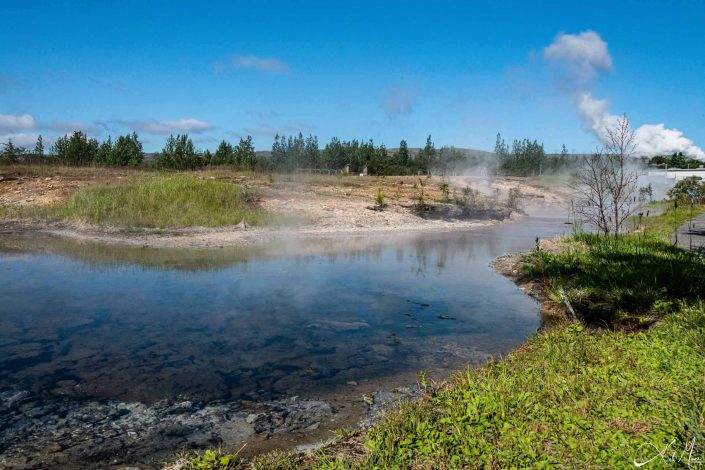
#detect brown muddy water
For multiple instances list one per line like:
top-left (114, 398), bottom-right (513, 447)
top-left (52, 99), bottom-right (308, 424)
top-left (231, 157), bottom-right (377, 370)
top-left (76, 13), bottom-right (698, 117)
top-left (0, 214), bottom-right (568, 469)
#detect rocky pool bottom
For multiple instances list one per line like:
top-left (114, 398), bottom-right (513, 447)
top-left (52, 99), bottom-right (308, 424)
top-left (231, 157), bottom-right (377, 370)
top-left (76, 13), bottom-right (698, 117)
top-left (1, 354), bottom-right (499, 470)
top-left (0, 215), bottom-right (568, 468)
top-left (0, 383), bottom-right (422, 469)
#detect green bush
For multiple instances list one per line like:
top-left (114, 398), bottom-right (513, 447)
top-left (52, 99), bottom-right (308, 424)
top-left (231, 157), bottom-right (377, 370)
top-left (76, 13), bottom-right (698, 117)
top-left (668, 176), bottom-right (705, 204)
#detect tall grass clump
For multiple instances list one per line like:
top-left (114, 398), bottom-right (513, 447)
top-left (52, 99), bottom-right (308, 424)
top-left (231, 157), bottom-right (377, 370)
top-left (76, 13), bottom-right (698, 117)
top-left (49, 174), bottom-right (269, 228)
top-left (526, 233), bottom-right (705, 326)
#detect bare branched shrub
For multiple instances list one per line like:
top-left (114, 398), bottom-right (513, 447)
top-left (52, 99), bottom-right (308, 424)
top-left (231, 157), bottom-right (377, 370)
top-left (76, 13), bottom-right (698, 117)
top-left (507, 188), bottom-right (522, 211)
top-left (575, 114), bottom-right (638, 234)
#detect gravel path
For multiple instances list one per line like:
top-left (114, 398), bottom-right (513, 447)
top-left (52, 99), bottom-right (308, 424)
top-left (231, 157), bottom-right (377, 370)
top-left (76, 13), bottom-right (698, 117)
top-left (674, 210), bottom-right (705, 255)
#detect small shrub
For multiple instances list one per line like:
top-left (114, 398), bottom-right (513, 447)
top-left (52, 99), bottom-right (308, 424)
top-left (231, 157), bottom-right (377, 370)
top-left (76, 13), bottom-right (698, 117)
top-left (374, 189), bottom-right (386, 208)
top-left (507, 187), bottom-right (521, 210)
top-left (438, 182), bottom-right (450, 202)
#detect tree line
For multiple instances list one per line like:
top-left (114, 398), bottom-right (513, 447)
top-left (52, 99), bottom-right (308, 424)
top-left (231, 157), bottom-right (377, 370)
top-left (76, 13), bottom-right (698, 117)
top-left (0, 131), bottom-right (257, 170)
top-left (0, 131), bottom-right (472, 174)
top-left (268, 133), bottom-right (502, 176)
top-left (0, 132), bottom-right (146, 166)
top-left (494, 133), bottom-right (573, 176)
top-left (269, 133), bottom-right (449, 175)
top-left (2, 129), bottom-right (580, 176)
top-left (648, 152), bottom-right (703, 169)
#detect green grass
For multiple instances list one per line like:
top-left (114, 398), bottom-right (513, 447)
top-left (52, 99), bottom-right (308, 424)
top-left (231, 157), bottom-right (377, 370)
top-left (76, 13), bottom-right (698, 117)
top-left (640, 202), bottom-right (705, 241)
top-left (526, 233), bottom-right (705, 326)
top-left (355, 305), bottom-right (705, 469)
top-left (7, 174), bottom-right (271, 229)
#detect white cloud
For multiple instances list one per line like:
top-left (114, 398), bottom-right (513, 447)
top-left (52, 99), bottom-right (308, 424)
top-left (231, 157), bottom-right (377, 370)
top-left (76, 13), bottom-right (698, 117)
top-left (379, 88), bottom-right (417, 119)
top-left (578, 93), bottom-right (705, 159)
top-left (634, 124), bottom-right (705, 159)
top-left (541, 30), bottom-right (704, 159)
top-left (544, 30), bottom-right (612, 86)
top-left (214, 55), bottom-right (290, 74)
top-left (0, 132), bottom-right (40, 147)
top-left (576, 93), bottom-right (618, 138)
top-left (116, 118), bottom-right (213, 134)
top-left (0, 113), bottom-right (36, 130)
top-left (241, 123), bottom-right (279, 137)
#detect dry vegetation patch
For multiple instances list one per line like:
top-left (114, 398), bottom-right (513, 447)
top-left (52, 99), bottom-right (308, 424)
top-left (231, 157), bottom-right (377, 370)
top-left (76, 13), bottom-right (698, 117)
top-left (0, 165), bottom-right (565, 247)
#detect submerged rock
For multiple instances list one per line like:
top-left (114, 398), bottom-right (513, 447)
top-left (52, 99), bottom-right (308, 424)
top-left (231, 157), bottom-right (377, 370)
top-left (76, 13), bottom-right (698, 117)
top-left (0, 389), bottom-right (334, 469)
top-left (0, 379), bottom-right (425, 469)
top-left (358, 386), bottom-right (423, 429)
top-left (305, 320), bottom-right (370, 331)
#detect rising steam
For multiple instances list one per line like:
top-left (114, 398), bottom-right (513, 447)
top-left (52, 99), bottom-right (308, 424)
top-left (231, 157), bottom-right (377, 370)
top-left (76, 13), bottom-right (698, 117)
top-left (544, 30), bottom-right (704, 159)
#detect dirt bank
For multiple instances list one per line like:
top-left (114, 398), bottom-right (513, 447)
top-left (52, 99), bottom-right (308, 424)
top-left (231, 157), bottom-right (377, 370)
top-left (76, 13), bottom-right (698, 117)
top-left (0, 166), bottom-right (569, 248)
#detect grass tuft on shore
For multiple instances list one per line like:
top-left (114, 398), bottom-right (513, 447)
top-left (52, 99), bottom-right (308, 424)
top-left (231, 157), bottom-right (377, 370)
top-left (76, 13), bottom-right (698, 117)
top-left (36, 174), bottom-right (270, 228)
top-left (526, 232), bottom-right (705, 327)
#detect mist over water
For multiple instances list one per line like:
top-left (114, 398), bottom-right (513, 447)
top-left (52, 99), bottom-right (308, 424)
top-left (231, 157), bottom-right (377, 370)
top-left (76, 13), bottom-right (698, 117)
top-left (0, 216), bottom-right (568, 405)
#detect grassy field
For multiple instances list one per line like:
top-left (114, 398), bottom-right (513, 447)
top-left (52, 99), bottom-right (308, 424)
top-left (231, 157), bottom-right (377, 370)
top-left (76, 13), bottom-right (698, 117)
top-left (3, 174), bottom-right (271, 229)
top-left (172, 205), bottom-right (705, 469)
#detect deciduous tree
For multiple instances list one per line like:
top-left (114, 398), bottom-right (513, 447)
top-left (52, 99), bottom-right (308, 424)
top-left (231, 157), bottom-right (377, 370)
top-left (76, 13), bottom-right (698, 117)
top-left (575, 114), bottom-right (638, 234)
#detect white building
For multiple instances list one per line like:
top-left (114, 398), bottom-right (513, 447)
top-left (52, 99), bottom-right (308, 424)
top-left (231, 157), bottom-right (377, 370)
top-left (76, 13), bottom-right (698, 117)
top-left (647, 168), bottom-right (705, 181)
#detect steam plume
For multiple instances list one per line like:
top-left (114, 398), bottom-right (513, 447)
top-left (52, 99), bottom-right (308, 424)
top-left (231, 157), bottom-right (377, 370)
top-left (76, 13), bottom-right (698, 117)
top-left (544, 30), bottom-right (612, 86)
top-left (544, 31), bottom-right (704, 159)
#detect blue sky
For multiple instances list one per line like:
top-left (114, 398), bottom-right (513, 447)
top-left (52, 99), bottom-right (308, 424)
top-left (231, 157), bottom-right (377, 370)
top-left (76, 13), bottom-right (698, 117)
top-left (1, 0), bottom-right (704, 154)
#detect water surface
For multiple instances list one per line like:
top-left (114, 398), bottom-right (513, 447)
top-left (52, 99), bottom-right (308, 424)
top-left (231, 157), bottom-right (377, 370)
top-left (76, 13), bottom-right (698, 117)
top-left (0, 216), bottom-right (567, 404)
